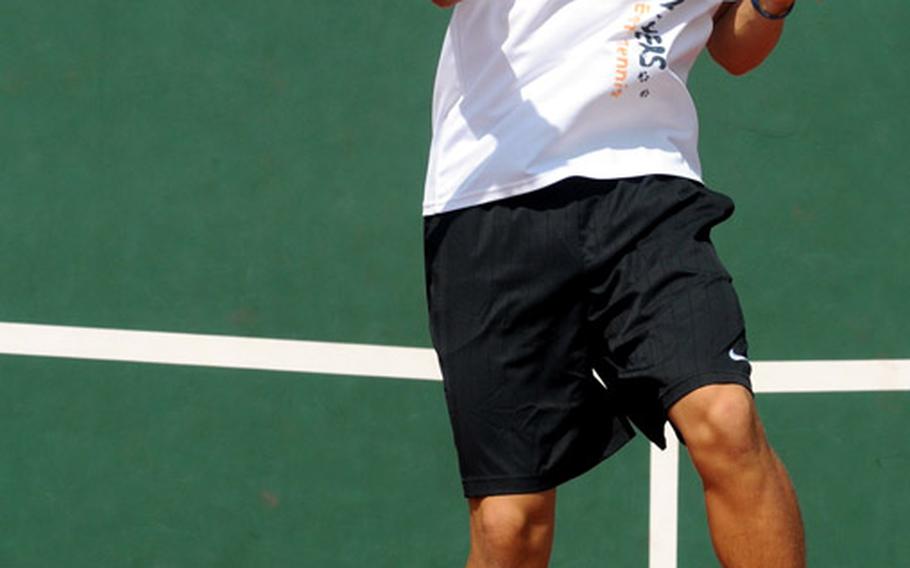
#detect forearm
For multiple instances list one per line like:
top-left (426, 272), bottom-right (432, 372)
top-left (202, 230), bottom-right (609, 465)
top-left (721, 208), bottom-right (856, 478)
top-left (708, 0), bottom-right (794, 76)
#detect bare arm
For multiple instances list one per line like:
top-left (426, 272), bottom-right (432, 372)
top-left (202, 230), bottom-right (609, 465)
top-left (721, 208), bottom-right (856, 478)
top-left (709, 0), bottom-right (795, 76)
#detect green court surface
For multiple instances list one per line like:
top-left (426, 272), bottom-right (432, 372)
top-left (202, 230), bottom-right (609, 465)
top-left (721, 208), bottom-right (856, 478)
top-left (679, 392), bottom-right (910, 567)
top-left (2, 1), bottom-right (908, 566)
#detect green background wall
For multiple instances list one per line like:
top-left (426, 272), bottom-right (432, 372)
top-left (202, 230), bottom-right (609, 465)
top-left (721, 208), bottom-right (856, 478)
top-left (1, 1), bottom-right (907, 566)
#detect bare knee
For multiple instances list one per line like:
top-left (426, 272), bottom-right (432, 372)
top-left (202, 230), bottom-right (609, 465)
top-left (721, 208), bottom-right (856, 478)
top-left (670, 385), bottom-right (770, 479)
top-left (468, 491), bottom-right (555, 567)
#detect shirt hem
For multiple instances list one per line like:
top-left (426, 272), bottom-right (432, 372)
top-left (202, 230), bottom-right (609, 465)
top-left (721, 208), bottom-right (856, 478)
top-left (422, 165), bottom-right (704, 217)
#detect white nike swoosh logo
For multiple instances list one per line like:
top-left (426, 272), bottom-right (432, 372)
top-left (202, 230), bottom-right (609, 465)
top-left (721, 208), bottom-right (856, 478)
top-left (728, 348), bottom-right (749, 362)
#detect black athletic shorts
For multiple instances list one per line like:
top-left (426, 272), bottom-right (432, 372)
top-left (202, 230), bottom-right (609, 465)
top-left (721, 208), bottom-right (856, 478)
top-left (423, 175), bottom-right (753, 497)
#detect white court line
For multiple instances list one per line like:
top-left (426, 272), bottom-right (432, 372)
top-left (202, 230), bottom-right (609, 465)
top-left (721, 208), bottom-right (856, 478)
top-left (1, 322), bottom-right (909, 391)
top-left (1, 321), bottom-right (908, 568)
top-left (0, 322), bottom-right (442, 381)
top-left (649, 426), bottom-right (680, 568)
top-left (751, 359), bottom-right (910, 393)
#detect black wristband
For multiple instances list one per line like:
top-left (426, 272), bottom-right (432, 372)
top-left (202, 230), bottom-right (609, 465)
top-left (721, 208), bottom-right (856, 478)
top-left (751, 0), bottom-right (795, 20)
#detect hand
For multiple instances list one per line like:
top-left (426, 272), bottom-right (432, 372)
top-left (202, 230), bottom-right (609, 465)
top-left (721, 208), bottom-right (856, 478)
top-left (432, 0), bottom-right (462, 7)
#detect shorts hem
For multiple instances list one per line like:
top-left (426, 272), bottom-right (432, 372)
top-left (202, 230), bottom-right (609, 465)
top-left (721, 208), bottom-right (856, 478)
top-left (659, 370), bottom-right (753, 414)
top-left (460, 423), bottom-right (635, 498)
top-left (648, 371), bottom-right (753, 449)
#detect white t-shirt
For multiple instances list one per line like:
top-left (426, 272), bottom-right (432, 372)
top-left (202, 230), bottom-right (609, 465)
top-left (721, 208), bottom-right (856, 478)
top-left (423, 0), bottom-right (734, 216)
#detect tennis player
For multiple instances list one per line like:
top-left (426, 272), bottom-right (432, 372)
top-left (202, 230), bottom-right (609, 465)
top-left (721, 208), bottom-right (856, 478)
top-left (423, 1), bottom-right (804, 566)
